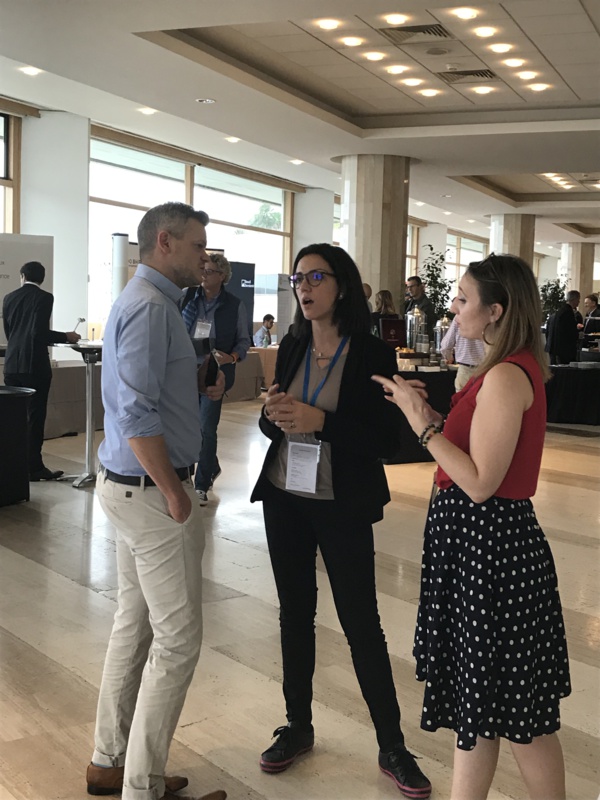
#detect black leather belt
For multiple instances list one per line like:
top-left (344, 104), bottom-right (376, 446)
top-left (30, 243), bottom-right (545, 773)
top-left (102, 465), bottom-right (194, 487)
top-left (457, 362), bottom-right (477, 368)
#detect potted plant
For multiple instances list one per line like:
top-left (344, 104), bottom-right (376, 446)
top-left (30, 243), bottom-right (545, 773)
top-left (539, 278), bottom-right (567, 322)
top-left (419, 244), bottom-right (454, 319)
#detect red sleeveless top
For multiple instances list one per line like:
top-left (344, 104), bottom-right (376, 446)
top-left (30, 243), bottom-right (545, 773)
top-left (435, 351), bottom-right (546, 499)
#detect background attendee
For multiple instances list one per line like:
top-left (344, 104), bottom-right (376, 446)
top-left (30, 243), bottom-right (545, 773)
top-left (362, 282), bottom-right (374, 312)
top-left (251, 243), bottom-right (432, 799)
top-left (371, 289), bottom-right (398, 336)
top-left (440, 316), bottom-right (485, 391)
top-left (405, 275), bottom-right (437, 340)
top-left (2, 261), bottom-right (81, 481)
top-left (181, 251), bottom-right (251, 505)
top-left (89, 202), bottom-right (226, 800)
top-left (374, 254), bottom-right (570, 800)
top-left (254, 313), bottom-right (275, 347)
top-left (545, 289), bottom-right (580, 364)
top-left (581, 293), bottom-right (600, 335)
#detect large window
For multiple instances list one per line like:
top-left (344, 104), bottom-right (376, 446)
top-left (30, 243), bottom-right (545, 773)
top-left (88, 138), bottom-right (293, 328)
top-left (445, 233), bottom-right (488, 292)
top-left (0, 115), bottom-right (7, 180)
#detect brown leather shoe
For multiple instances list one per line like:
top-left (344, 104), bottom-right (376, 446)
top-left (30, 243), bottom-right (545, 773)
top-left (161, 792), bottom-right (226, 800)
top-left (86, 764), bottom-right (189, 795)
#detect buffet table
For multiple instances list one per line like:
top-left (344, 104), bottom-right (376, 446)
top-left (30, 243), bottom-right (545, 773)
top-left (546, 366), bottom-right (600, 425)
top-left (223, 351), bottom-right (263, 403)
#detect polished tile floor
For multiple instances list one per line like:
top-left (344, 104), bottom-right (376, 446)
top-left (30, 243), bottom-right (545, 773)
top-left (0, 399), bottom-right (598, 800)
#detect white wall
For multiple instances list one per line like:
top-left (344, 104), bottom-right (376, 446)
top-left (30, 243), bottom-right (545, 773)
top-left (292, 188), bottom-right (334, 258)
top-left (537, 255), bottom-right (559, 284)
top-left (20, 112), bottom-right (89, 356)
top-left (417, 223), bottom-right (448, 272)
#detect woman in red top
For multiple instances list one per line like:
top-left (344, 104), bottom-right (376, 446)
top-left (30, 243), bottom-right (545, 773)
top-left (374, 254), bottom-right (570, 800)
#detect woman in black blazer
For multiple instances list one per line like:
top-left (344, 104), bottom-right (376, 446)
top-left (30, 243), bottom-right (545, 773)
top-left (251, 244), bottom-right (431, 800)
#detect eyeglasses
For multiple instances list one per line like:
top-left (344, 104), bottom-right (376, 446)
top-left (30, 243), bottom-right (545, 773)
top-left (289, 270), bottom-right (335, 288)
top-left (203, 268), bottom-right (223, 276)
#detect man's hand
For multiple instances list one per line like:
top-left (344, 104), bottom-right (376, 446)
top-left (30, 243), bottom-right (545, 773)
top-left (205, 368), bottom-right (225, 401)
top-left (213, 349), bottom-right (235, 364)
top-left (66, 332), bottom-right (82, 343)
top-left (165, 486), bottom-right (192, 523)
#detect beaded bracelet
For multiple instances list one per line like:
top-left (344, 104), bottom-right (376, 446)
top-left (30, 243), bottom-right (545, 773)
top-left (418, 422), bottom-right (444, 450)
top-left (417, 423), bottom-right (438, 448)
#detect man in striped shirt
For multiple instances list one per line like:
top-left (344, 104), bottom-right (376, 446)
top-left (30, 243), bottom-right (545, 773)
top-left (441, 317), bottom-right (485, 391)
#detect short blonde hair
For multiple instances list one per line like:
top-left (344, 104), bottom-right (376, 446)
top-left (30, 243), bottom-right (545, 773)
top-left (209, 252), bottom-right (231, 284)
top-left (467, 254), bottom-right (551, 382)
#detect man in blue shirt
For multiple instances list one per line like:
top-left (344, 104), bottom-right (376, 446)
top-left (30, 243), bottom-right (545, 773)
top-left (181, 252), bottom-right (250, 505)
top-left (86, 202), bottom-right (226, 800)
top-left (253, 314), bottom-right (274, 347)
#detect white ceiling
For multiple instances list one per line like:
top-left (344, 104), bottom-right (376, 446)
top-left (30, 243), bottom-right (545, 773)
top-left (0, 0), bottom-right (599, 246)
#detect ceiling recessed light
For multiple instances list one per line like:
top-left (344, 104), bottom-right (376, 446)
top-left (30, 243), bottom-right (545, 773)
top-left (550, 176), bottom-right (565, 183)
top-left (364, 52), bottom-right (385, 61)
top-left (489, 43), bottom-right (512, 53)
top-left (467, 219), bottom-right (475, 223)
top-left (517, 70), bottom-right (537, 80)
top-left (472, 86), bottom-right (494, 94)
top-left (548, 245), bottom-right (554, 249)
top-left (543, 173), bottom-right (556, 177)
top-left (420, 89), bottom-right (440, 97)
top-left (196, 98), bottom-right (216, 104)
top-left (536, 241), bottom-right (541, 245)
top-left (474, 26), bottom-right (496, 37)
top-left (562, 184), bottom-right (575, 189)
top-left (452, 8), bottom-right (478, 19)
top-left (503, 58), bottom-right (525, 67)
top-left (342, 36), bottom-right (363, 46)
top-left (19, 66), bottom-right (43, 76)
top-left (387, 65), bottom-right (409, 74)
top-left (529, 83), bottom-right (550, 91)
top-left (402, 78), bottom-right (423, 86)
top-left (441, 194), bottom-right (452, 198)
top-left (385, 14), bottom-right (409, 25)
top-left (317, 19), bottom-right (340, 30)
top-left (443, 211), bottom-right (452, 215)
top-left (138, 107), bottom-right (158, 115)
top-left (415, 201), bottom-right (425, 206)
top-left (290, 159), bottom-right (304, 165)
top-left (225, 136), bottom-right (240, 143)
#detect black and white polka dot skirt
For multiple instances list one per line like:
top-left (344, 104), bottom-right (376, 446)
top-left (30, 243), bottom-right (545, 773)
top-left (414, 484), bottom-right (571, 751)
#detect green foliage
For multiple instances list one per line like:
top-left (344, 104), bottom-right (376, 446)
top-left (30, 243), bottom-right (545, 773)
top-left (419, 245), bottom-right (453, 318)
top-left (249, 203), bottom-right (281, 231)
top-left (539, 278), bottom-right (566, 319)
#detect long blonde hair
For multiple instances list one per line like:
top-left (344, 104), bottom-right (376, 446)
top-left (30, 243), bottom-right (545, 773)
top-left (375, 289), bottom-right (396, 315)
top-left (467, 254), bottom-right (551, 382)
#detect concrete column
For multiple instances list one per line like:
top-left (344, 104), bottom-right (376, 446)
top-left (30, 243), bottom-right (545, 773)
top-left (21, 111), bottom-right (89, 342)
top-left (292, 188), bottom-right (335, 258)
top-left (560, 242), bottom-right (595, 297)
top-left (490, 213), bottom-right (535, 265)
top-left (340, 154), bottom-right (409, 304)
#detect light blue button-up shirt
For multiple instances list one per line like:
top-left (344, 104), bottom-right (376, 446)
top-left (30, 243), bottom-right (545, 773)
top-left (98, 264), bottom-right (201, 475)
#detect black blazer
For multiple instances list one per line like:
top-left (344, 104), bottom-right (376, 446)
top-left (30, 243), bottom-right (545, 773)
top-left (250, 332), bottom-right (402, 524)
top-left (2, 284), bottom-right (68, 376)
top-left (545, 303), bottom-right (578, 364)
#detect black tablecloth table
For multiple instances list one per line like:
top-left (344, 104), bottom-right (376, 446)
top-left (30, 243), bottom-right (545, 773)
top-left (546, 367), bottom-right (600, 425)
top-left (386, 370), bottom-right (456, 464)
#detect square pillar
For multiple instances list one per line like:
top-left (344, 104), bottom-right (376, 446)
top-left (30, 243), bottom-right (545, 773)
top-left (560, 242), bottom-right (595, 297)
top-left (490, 214), bottom-right (535, 266)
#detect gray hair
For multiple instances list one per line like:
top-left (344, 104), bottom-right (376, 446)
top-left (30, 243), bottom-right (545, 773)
top-left (210, 252), bottom-right (231, 285)
top-left (137, 202), bottom-right (209, 259)
top-left (566, 289), bottom-right (580, 303)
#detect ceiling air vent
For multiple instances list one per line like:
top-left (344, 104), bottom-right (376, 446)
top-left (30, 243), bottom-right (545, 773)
top-left (436, 69), bottom-right (498, 85)
top-left (379, 24), bottom-right (453, 45)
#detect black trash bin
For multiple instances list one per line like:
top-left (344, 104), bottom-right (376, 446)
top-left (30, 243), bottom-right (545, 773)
top-left (0, 386), bottom-right (35, 507)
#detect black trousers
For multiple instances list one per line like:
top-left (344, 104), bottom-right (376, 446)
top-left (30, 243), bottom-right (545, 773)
top-left (4, 372), bottom-right (51, 473)
top-left (262, 481), bottom-right (403, 751)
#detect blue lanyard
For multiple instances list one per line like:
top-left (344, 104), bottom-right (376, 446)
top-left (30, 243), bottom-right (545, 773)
top-left (303, 337), bottom-right (348, 406)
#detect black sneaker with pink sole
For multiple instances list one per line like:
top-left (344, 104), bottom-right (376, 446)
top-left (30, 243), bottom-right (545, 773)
top-left (379, 745), bottom-right (432, 799)
top-left (259, 724), bottom-right (314, 773)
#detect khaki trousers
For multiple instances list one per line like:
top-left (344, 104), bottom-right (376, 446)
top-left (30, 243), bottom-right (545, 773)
top-left (93, 473), bottom-right (205, 800)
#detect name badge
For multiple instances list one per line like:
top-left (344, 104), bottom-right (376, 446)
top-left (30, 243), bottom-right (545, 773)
top-left (286, 442), bottom-right (320, 494)
top-left (193, 319), bottom-right (212, 339)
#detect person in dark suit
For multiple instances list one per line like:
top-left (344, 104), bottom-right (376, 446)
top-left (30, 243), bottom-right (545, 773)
top-left (250, 244), bottom-right (432, 799)
top-left (405, 275), bottom-right (437, 341)
top-left (544, 290), bottom-right (580, 365)
top-left (2, 261), bottom-right (80, 480)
